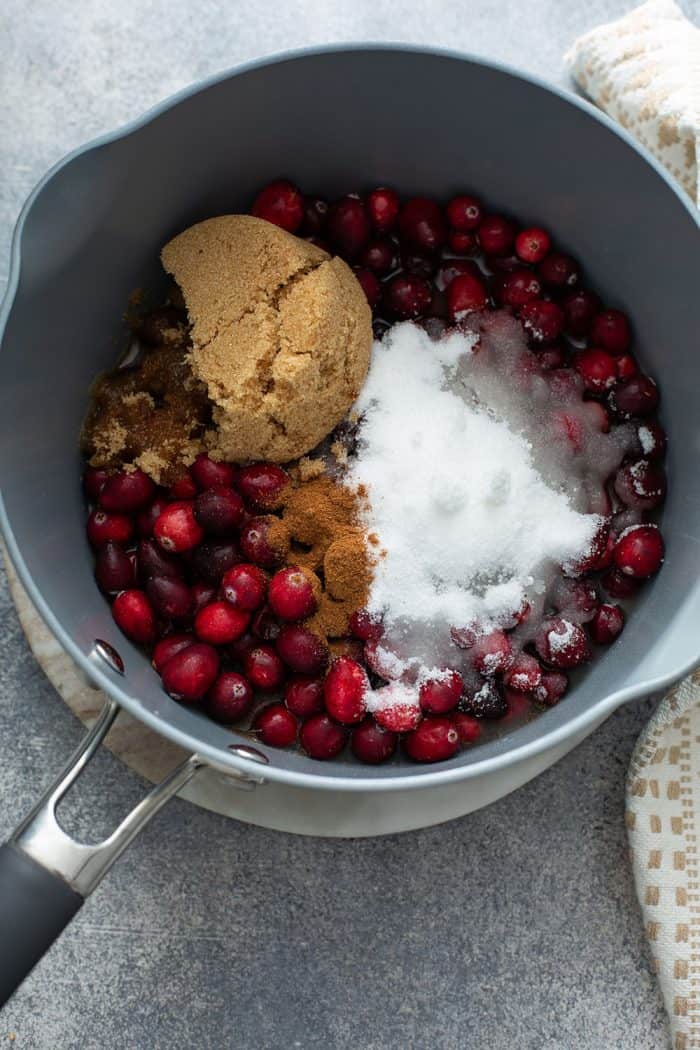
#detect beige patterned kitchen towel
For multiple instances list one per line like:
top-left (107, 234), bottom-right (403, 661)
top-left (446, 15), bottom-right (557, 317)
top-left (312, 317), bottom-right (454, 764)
top-left (566, 0), bottom-right (700, 204)
top-left (567, 4), bottom-right (700, 1045)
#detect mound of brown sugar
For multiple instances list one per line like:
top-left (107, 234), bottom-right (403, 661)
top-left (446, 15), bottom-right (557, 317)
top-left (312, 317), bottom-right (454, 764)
top-left (161, 215), bottom-right (372, 464)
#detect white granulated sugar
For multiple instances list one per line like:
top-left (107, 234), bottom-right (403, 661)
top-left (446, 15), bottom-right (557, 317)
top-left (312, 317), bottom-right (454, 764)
top-left (365, 680), bottom-right (419, 713)
top-left (638, 425), bottom-right (654, 455)
top-left (348, 316), bottom-right (618, 670)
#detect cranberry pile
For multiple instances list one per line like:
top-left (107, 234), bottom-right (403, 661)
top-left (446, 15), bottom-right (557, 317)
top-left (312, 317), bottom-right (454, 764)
top-left (83, 178), bottom-right (667, 765)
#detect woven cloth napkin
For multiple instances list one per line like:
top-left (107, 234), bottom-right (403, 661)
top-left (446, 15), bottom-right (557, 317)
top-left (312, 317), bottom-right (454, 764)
top-left (567, 3), bottom-right (700, 1045)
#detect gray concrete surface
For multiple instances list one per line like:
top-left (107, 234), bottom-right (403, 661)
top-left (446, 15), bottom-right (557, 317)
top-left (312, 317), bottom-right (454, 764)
top-left (2, 1), bottom-right (698, 1046)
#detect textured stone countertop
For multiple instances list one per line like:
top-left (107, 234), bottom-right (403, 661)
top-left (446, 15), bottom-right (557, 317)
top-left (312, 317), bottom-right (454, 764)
top-left (1, 1), bottom-right (698, 1046)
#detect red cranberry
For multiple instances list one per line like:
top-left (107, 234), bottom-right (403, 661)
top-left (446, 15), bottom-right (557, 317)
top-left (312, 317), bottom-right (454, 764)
top-left (244, 644), bottom-right (286, 691)
top-left (276, 624), bottom-right (328, 675)
top-left (617, 354), bottom-right (638, 381)
top-left (168, 474), bottom-right (198, 500)
top-left (405, 717), bottom-right (460, 763)
top-left (112, 589), bottom-right (156, 644)
top-left (191, 540), bottom-right (239, 585)
top-left (284, 676), bottom-right (324, 719)
top-left (515, 226), bottom-right (551, 264)
top-left (636, 420), bottom-right (666, 460)
top-left (500, 269), bottom-right (542, 308)
top-left (462, 679), bottom-right (508, 719)
top-left (447, 194), bottom-right (483, 232)
top-left (268, 566), bottom-right (317, 621)
top-left (146, 575), bottom-right (193, 620)
top-left (302, 196), bottom-right (328, 235)
top-left (419, 671), bottom-right (463, 714)
top-left (251, 179), bottom-right (304, 233)
top-left (99, 469), bottom-right (154, 513)
top-left (227, 630), bottom-right (257, 664)
top-left (564, 518), bottom-right (610, 576)
top-left (194, 486), bottom-right (244, 534)
top-left (452, 712), bottom-right (482, 744)
top-left (95, 542), bottom-right (136, 593)
top-left (87, 509), bottom-right (134, 548)
top-left (161, 642), bottom-right (219, 702)
top-left (222, 563), bottom-right (267, 611)
top-left (436, 258), bottom-right (479, 289)
top-left (253, 703), bottom-right (298, 747)
top-left (614, 459), bottom-right (666, 510)
top-left (562, 289), bottom-right (601, 337)
top-left (446, 272), bottom-right (487, 320)
top-left (532, 671), bottom-right (568, 707)
top-left (351, 718), bottom-right (397, 764)
top-left (601, 567), bottom-right (641, 599)
top-left (537, 344), bottom-right (566, 370)
top-left (471, 631), bottom-right (514, 676)
top-left (609, 375), bottom-right (659, 419)
top-left (300, 714), bottom-right (347, 760)
top-left (590, 309), bottom-right (631, 354)
top-left (366, 187), bottom-right (400, 232)
top-left (190, 453), bottom-right (236, 490)
top-left (519, 300), bottom-right (564, 343)
top-left (195, 601), bottom-right (250, 645)
top-left (251, 605), bottom-right (281, 642)
top-left (448, 230), bottom-right (477, 255)
top-left (324, 657), bottom-right (369, 724)
top-left (574, 348), bottom-right (618, 394)
top-left (590, 604), bottom-right (625, 645)
top-left (398, 197), bottom-right (446, 254)
top-left (239, 516), bottom-right (285, 567)
top-left (189, 586), bottom-right (215, 619)
top-left (551, 577), bottom-right (599, 623)
top-left (136, 537), bottom-right (182, 580)
top-left (237, 463), bottom-right (289, 510)
top-left (538, 252), bottom-right (579, 288)
top-left (348, 609), bottom-right (383, 642)
top-left (535, 617), bottom-right (591, 669)
top-left (478, 214), bottom-right (515, 256)
top-left (613, 524), bottom-right (664, 578)
top-left (83, 466), bottom-right (109, 501)
top-left (401, 249), bottom-right (437, 279)
top-left (363, 640), bottom-right (405, 680)
top-left (354, 267), bottom-right (382, 308)
top-left (372, 684), bottom-right (422, 732)
top-left (137, 495), bottom-right (169, 537)
top-left (154, 501), bottom-right (203, 553)
top-left (206, 671), bottom-right (253, 723)
top-left (360, 239), bottom-right (396, 275)
top-left (327, 195), bottom-right (371, 260)
top-left (385, 274), bottom-right (432, 319)
top-left (152, 633), bottom-right (194, 674)
top-left (503, 653), bottom-right (543, 693)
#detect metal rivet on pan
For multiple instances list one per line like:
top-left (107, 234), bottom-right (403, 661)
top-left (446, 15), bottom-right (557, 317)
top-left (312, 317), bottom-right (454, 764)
top-left (92, 639), bottom-right (125, 675)
top-left (228, 744), bottom-right (269, 764)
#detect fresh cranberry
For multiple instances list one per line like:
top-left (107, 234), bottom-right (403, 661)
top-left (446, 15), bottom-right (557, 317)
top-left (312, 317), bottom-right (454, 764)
top-left (419, 671), bottom-right (463, 714)
top-left (191, 540), bottom-right (239, 584)
top-left (538, 252), bottom-right (579, 288)
top-left (191, 582), bottom-right (218, 614)
top-left (535, 617), bottom-right (591, 668)
top-left (537, 344), bottom-right (566, 370)
top-left (136, 537), bottom-right (182, 580)
top-left (574, 348), bottom-right (618, 394)
top-left (94, 542), bottom-right (136, 593)
top-left (99, 469), bottom-right (154, 513)
top-left (590, 309), bottom-right (631, 354)
top-left (448, 230), bottom-right (477, 255)
top-left (323, 657), bottom-right (369, 724)
top-left (561, 289), bottom-right (601, 337)
top-left (447, 195), bottom-right (483, 232)
top-left (436, 258), bottom-right (479, 290)
top-left (284, 676), bottom-right (324, 719)
top-left (405, 717), bottom-right (460, 763)
top-left (601, 567), bottom-right (641, 599)
top-left (161, 642), bottom-right (219, 702)
top-left (146, 575), bottom-right (193, 620)
top-left (519, 300), bottom-right (564, 343)
top-left (564, 518), bottom-right (611, 576)
top-left (515, 226), bottom-right (551, 264)
top-left (471, 631), bottom-right (514, 676)
top-left (112, 589), bottom-right (156, 644)
top-left (401, 249), bottom-right (437, 278)
top-left (351, 719), bottom-right (397, 764)
top-left (244, 644), bottom-right (286, 691)
top-left (154, 501), bottom-right (203, 553)
top-left (614, 459), bottom-right (666, 510)
top-left (190, 453), bottom-right (235, 490)
top-left (300, 714), bottom-right (347, 760)
top-left (613, 524), bottom-right (664, 578)
top-left (354, 267), bottom-right (382, 308)
top-left (168, 474), bottom-right (198, 500)
top-left (452, 712), bottom-right (482, 744)
top-left (327, 196), bottom-right (371, 259)
top-left (609, 375), bottom-right (659, 419)
top-left (237, 463), bottom-right (289, 511)
top-left (239, 516), bottom-right (285, 567)
top-left (206, 671), bottom-right (254, 723)
top-left (302, 196), bottom-right (328, 236)
top-left (478, 214), bottom-right (515, 256)
top-left (360, 239), bottom-right (396, 275)
top-left (532, 671), bottom-right (568, 707)
top-left (152, 633), bottom-right (194, 674)
top-left (590, 604), bottom-right (625, 644)
top-left (499, 269), bottom-right (542, 308)
top-left (276, 625), bottom-right (328, 675)
top-left (462, 679), bottom-right (508, 719)
top-left (450, 623), bottom-right (479, 650)
top-left (222, 563), bottom-right (267, 611)
top-left (371, 684), bottom-right (422, 732)
top-left (366, 187), bottom-right (400, 232)
top-left (193, 486), bottom-right (244, 535)
top-left (385, 274), bottom-right (432, 319)
top-left (195, 601), bottom-right (250, 645)
top-left (348, 609), bottom-right (383, 642)
top-left (635, 420), bottom-right (666, 460)
top-left (363, 640), bottom-right (405, 680)
top-left (227, 630), bottom-right (257, 664)
top-left (253, 704), bottom-right (298, 747)
top-left (251, 605), bottom-right (281, 642)
top-left (268, 566), bottom-right (317, 621)
top-left (503, 653), bottom-right (543, 693)
top-left (83, 466), bottom-right (109, 501)
top-left (251, 179), bottom-right (304, 233)
top-left (87, 509), bottom-right (134, 548)
top-left (551, 577), bottom-right (599, 622)
top-left (616, 354), bottom-right (638, 381)
top-left (398, 197), bottom-right (446, 254)
top-left (137, 496), bottom-right (169, 537)
top-left (446, 272), bottom-right (487, 320)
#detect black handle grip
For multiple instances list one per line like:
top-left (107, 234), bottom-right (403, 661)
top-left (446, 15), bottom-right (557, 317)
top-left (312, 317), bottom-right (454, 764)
top-left (0, 843), bottom-right (83, 1006)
